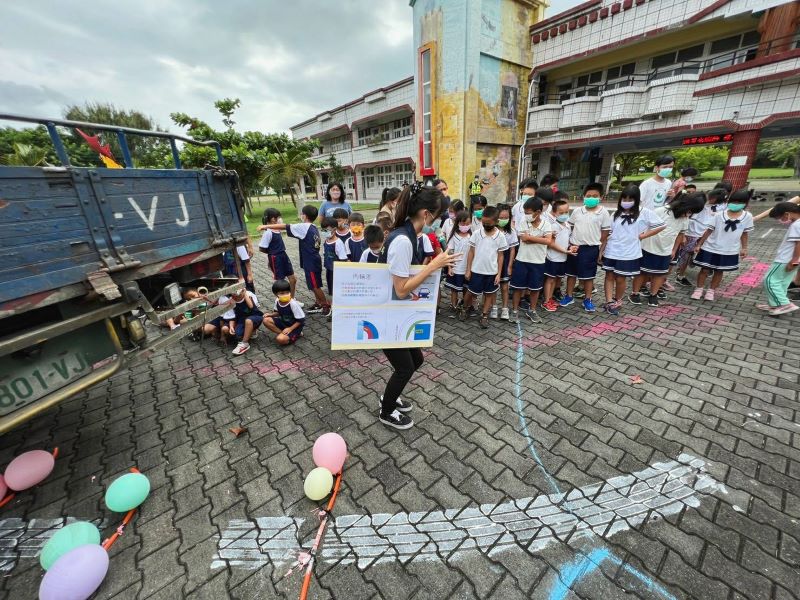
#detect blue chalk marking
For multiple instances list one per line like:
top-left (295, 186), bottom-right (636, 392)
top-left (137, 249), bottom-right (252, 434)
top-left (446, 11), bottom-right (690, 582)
top-left (548, 549), bottom-right (610, 600)
top-left (514, 323), bottom-right (679, 600)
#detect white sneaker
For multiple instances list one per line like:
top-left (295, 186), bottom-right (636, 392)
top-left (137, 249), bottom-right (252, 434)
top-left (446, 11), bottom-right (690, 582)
top-left (756, 303), bottom-right (772, 311)
top-left (489, 306), bottom-right (498, 319)
top-left (500, 307), bottom-right (510, 320)
top-left (232, 342), bottom-right (250, 356)
top-left (769, 303), bottom-right (799, 316)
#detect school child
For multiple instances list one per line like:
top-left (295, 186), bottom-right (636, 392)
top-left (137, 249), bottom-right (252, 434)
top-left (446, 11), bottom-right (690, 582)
top-left (542, 199), bottom-right (574, 312)
top-left (321, 217), bottom-right (348, 296)
top-left (203, 290), bottom-right (236, 344)
top-left (561, 183), bottom-right (612, 312)
top-left (598, 186), bottom-right (665, 315)
top-left (470, 195), bottom-right (488, 232)
top-left (494, 204), bottom-right (518, 320)
top-left (262, 279), bottom-right (306, 344)
top-left (223, 244), bottom-right (255, 293)
top-left (441, 200), bottom-right (465, 242)
top-left (758, 202), bottom-right (800, 316)
top-left (376, 215), bottom-right (393, 238)
top-left (345, 212), bottom-right (367, 262)
top-left (675, 188), bottom-right (727, 287)
top-left (444, 211), bottom-right (473, 311)
top-left (359, 225), bottom-right (385, 263)
top-left (670, 167), bottom-right (697, 198)
top-left (459, 206), bottom-right (508, 328)
top-left (228, 288), bottom-right (263, 356)
top-left (257, 208), bottom-right (297, 297)
top-left (640, 155), bottom-right (674, 211)
top-left (332, 208), bottom-right (351, 243)
top-left (636, 193), bottom-right (704, 307)
top-left (512, 177), bottom-right (538, 229)
top-left (509, 196), bottom-right (552, 323)
top-left (691, 189), bottom-right (755, 302)
top-left (263, 205), bottom-right (331, 316)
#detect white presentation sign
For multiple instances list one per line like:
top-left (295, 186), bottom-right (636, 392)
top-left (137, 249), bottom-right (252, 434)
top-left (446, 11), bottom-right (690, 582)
top-left (330, 262), bottom-right (440, 350)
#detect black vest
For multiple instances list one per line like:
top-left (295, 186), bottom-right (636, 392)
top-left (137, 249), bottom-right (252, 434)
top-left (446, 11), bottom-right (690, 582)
top-left (379, 220), bottom-right (425, 266)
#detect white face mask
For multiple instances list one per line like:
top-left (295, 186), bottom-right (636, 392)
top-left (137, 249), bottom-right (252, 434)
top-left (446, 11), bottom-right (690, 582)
top-left (524, 214), bottom-right (534, 223)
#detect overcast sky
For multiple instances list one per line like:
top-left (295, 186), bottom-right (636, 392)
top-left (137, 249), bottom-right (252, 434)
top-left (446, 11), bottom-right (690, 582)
top-left (0, 0), bottom-right (579, 135)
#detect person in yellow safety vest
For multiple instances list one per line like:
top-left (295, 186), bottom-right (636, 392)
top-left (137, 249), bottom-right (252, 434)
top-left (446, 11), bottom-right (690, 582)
top-left (469, 175), bottom-right (482, 201)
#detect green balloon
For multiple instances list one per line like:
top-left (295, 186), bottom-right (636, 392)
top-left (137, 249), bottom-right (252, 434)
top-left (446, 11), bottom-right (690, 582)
top-left (304, 467), bottom-right (333, 501)
top-left (104, 472), bottom-right (150, 512)
top-left (40, 521), bottom-right (101, 570)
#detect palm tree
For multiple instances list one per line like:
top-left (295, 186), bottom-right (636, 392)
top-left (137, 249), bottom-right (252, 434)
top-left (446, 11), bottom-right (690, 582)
top-left (261, 147), bottom-right (318, 209)
top-left (0, 143), bottom-right (49, 166)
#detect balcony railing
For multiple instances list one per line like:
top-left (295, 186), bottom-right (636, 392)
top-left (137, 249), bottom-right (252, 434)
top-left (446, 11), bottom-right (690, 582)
top-left (530, 33), bottom-right (800, 108)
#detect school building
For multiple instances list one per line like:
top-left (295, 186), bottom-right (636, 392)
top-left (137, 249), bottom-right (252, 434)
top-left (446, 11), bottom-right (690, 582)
top-left (524, 0), bottom-right (800, 197)
top-left (290, 77), bottom-right (417, 202)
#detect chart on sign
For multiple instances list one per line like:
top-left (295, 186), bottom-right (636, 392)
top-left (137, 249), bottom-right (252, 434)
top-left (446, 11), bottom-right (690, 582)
top-left (331, 263), bottom-right (440, 349)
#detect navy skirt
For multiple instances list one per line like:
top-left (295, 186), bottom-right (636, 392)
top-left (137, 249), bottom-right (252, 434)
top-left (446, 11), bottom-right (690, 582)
top-left (694, 249), bottom-right (739, 271)
top-left (602, 256), bottom-right (640, 277)
top-left (639, 250), bottom-right (672, 274)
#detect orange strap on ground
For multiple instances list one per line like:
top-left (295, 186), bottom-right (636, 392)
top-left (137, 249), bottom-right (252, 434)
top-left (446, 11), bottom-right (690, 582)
top-left (101, 467), bottom-right (142, 551)
top-left (299, 469), bottom-right (344, 600)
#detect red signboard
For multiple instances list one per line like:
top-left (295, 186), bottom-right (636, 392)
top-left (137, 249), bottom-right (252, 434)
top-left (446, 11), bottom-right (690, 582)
top-left (682, 133), bottom-right (734, 146)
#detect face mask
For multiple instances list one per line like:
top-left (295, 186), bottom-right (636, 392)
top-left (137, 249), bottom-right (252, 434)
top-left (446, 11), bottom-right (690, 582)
top-left (350, 225), bottom-right (364, 236)
top-left (524, 214), bottom-right (534, 223)
top-left (780, 216), bottom-right (793, 225)
top-left (483, 223), bottom-right (495, 232)
top-left (684, 177), bottom-right (693, 183)
top-left (277, 294), bottom-right (292, 303)
top-left (727, 203), bottom-right (746, 212)
top-left (498, 218), bottom-right (509, 227)
top-left (473, 209), bottom-right (484, 219)
top-left (620, 200), bottom-right (635, 210)
top-left (519, 194), bottom-right (531, 203)
top-left (458, 224), bottom-right (471, 233)
top-left (584, 197), bottom-right (600, 209)
top-left (658, 168), bottom-right (673, 178)
top-left (556, 214), bottom-right (569, 223)
top-left (337, 223), bottom-right (348, 230)
top-left (422, 225), bottom-right (435, 234)
top-left (321, 231), bottom-right (332, 241)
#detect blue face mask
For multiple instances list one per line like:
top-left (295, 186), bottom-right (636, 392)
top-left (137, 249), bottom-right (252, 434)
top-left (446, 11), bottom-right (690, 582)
top-left (422, 224), bottom-right (435, 234)
top-left (473, 209), bottom-right (484, 219)
top-left (658, 167), bottom-right (673, 178)
top-left (583, 197), bottom-right (600, 209)
top-left (727, 203), bottom-right (746, 212)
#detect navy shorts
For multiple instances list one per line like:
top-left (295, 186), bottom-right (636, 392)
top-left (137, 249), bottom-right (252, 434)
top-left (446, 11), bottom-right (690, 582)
top-left (640, 250), bottom-right (672, 274)
top-left (267, 316), bottom-right (304, 343)
top-left (304, 269), bottom-right (323, 291)
top-left (602, 256), bottom-right (640, 277)
top-left (444, 273), bottom-right (466, 291)
top-left (565, 245), bottom-right (600, 280)
top-left (544, 259), bottom-right (567, 278)
top-left (326, 269), bottom-right (334, 295)
top-left (510, 261), bottom-right (545, 291)
top-left (500, 248), bottom-right (513, 282)
top-left (208, 316), bottom-right (224, 328)
top-left (234, 315), bottom-right (263, 338)
top-left (693, 249), bottom-right (739, 272)
top-left (267, 251), bottom-right (294, 280)
top-left (467, 273), bottom-right (499, 295)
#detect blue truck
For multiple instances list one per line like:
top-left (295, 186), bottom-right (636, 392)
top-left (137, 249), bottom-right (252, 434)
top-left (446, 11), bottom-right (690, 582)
top-left (0, 114), bottom-right (248, 434)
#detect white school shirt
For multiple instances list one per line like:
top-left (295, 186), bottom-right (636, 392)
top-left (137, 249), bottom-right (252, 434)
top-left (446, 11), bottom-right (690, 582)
top-left (468, 227), bottom-right (509, 274)
top-left (547, 220), bottom-right (572, 263)
top-left (218, 295), bottom-right (235, 320)
top-left (446, 233), bottom-right (472, 275)
top-left (687, 203), bottom-right (723, 237)
top-left (702, 210), bottom-right (754, 255)
top-left (516, 217), bottom-right (552, 264)
top-left (641, 207), bottom-right (689, 257)
top-left (258, 229), bottom-right (273, 249)
top-left (471, 216), bottom-right (483, 232)
top-left (774, 220), bottom-right (800, 263)
top-left (236, 245), bottom-right (250, 261)
top-left (639, 177), bottom-right (672, 211)
top-left (441, 217), bottom-right (455, 241)
top-left (359, 249), bottom-right (381, 262)
top-left (503, 229), bottom-right (520, 252)
top-left (324, 238), bottom-right (349, 261)
top-left (273, 298), bottom-right (305, 320)
top-left (603, 208), bottom-right (665, 261)
top-left (511, 200), bottom-right (526, 229)
top-left (568, 206), bottom-right (612, 246)
top-left (386, 235), bottom-right (414, 277)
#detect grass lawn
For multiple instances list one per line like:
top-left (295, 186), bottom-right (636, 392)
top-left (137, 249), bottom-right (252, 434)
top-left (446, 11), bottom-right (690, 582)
top-left (695, 168), bottom-right (794, 180)
top-left (243, 195), bottom-right (380, 238)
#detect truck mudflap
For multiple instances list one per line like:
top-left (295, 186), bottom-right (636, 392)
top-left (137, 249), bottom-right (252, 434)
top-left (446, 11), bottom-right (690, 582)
top-left (0, 319), bottom-right (123, 435)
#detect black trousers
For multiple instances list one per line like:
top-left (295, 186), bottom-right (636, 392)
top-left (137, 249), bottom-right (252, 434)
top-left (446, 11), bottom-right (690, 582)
top-left (381, 348), bottom-right (424, 416)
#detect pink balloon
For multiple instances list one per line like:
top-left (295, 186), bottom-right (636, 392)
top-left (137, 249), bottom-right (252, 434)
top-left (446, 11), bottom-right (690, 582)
top-left (39, 544), bottom-right (109, 600)
top-left (312, 433), bottom-right (347, 474)
top-left (0, 474), bottom-right (6, 499)
top-left (4, 450), bottom-right (54, 491)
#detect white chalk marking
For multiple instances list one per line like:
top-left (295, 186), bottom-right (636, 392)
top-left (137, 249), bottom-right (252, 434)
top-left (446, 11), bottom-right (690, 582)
top-left (760, 228), bottom-right (773, 239)
top-left (211, 454), bottom-right (722, 570)
top-left (0, 518), bottom-right (107, 573)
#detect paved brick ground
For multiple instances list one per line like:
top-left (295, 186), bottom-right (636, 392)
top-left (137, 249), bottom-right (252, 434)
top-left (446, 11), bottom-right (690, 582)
top-left (1, 219), bottom-right (799, 600)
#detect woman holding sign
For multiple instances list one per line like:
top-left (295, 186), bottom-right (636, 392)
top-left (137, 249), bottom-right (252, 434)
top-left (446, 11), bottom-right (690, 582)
top-left (378, 183), bottom-right (461, 429)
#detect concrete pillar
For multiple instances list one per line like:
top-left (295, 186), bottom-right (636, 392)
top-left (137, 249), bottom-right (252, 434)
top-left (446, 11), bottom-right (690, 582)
top-left (722, 128), bottom-right (762, 191)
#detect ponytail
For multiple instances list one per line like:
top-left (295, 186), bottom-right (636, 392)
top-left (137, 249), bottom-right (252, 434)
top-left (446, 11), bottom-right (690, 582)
top-left (391, 182), bottom-right (444, 230)
top-left (380, 187), bottom-right (401, 209)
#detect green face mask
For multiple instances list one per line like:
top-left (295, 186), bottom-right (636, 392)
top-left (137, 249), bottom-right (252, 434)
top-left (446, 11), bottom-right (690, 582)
top-left (658, 167), bottom-right (673, 178)
top-left (727, 203), bottom-right (746, 212)
top-left (473, 209), bottom-right (484, 219)
top-left (498, 218), bottom-right (509, 227)
top-left (583, 197), bottom-right (600, 209)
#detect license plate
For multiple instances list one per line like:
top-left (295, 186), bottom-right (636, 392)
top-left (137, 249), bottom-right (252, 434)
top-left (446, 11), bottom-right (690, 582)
top-left (0, 322), bottom-right (116, 416)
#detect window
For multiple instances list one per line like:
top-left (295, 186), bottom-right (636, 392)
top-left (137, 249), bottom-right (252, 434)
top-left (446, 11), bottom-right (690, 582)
top-left (392, 116), bottom-right (412, 138)
top-left (605, 62), bottom-right (637, 90)
top-left (325, 133), bottom-right (351, 153)
top-left (705, 31), bottom-right (761, 72)
top-left (420, 48), bottom-right (433, 172)
top-left (361, 167), bottom-right (375, 191)
top-left (677, 44), bottom-right (704, 62)
top-left (651, 44), bottom-right (704, 79)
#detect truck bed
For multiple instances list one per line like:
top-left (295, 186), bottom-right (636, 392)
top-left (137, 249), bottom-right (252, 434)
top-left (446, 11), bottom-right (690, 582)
top-left (0, 165), bottom-right (246, 315)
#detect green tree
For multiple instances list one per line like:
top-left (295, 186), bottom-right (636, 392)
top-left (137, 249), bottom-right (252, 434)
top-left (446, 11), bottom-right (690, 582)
top-left (0, 142), bottom-right (49, 166)
top-left (63, 102), bottom-right (169, 168)
top-left (612, 151), bottom-right (661, 183)
top-left (672, 146), bottom-right (728, 172)
top-left (760, 138), bottom-right (800, 177)
top-left (0, 124), bottom-right (98, 167)
top-left (262, 147), bottom-right (318, 209)
top-left (327, 154), bottom-right (347, 185)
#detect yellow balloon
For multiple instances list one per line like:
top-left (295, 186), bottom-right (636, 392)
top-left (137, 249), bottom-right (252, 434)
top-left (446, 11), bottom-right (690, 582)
top-left (304, 467), bottom-right (333, 501)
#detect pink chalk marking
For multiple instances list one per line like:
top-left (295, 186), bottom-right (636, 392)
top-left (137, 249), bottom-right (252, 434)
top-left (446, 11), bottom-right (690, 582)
top-left (718, 262), bottom-right (770, 298)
